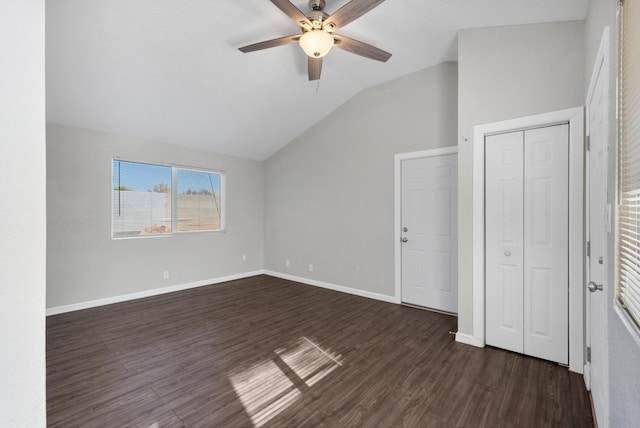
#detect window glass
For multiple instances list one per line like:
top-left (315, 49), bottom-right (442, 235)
top-left (176, 169), bottom-right (223, 232)
top-left (112, 160), bottom-right (172, 237)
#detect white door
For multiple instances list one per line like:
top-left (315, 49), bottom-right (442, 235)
top-left (485, 131), bottom-right (525, 353)
top-left (401, 154), bottom-right (458, 313)
top-left (586, 37), bottom-right (609, 426)
top-left (523, 125), bottom-right (569, 364)
top-left (485, 125), bottom-right (569, 365)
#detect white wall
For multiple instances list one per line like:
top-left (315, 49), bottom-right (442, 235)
top-left (586, 0), bottom-right (640, 426)
top-left (264, 62), bottom-right (458, 297)
top-left (457, 21), bottom-right (585, 334)
top-left (0, 0), bottom-right (47, 425)
top-left (46, 124), bottom-right (264, 309)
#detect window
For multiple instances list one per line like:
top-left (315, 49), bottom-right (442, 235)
top-left (112, 159), bottom-right (224, 238)
top-left (616, 0), bottom-right (640, 329)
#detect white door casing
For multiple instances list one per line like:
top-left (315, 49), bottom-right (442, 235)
top-left (485, 125), bottom-right (569, 365)
top-left (585, 26), bottom-right (610, 428)
top-left (395, 148), bottom-right (458, 313)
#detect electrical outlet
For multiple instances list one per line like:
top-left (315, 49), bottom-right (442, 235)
top-left (285, 259), bottom-right (290, 268)
top-left (242, 254), bottom-right (247, 261)
top-left (163, 270), bottom-right (169, 280)
top-left (308, 264), bottom-right (313, 272)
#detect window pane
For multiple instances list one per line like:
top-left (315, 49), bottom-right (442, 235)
top-left (176, 169), bottom-right (222, 232)
top-left (112, 160), bottom-right (172, 237)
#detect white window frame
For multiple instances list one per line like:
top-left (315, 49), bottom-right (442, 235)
top-left (111, 158), bottom-right (226, 238)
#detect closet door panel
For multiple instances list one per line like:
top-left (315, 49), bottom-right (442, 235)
top-left (485, 131), bottom-right (525, 353)
top-left (523, 124), bottom-right (569, 364)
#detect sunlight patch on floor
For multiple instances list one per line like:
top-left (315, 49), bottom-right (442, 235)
top-left (275, 336), bottom-right (342, 387)
top-left (229, 337), bottom-right (342, 427)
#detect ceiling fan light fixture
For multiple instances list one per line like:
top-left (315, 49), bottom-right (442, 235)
top-left (322, 22), bottom-right (336, 32)
top-left (299, 30), bottom-right (334, 58)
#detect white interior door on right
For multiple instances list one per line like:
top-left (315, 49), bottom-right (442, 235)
top-left (485, 124), bottom-right (569, 365)
top-left (585, 33), bottom-right (609, 426)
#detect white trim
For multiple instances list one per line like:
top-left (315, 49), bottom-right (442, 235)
top-left (394, 146), bottom-right (459, 304)
top-left (265, 270), bottom-right (400, 304)
top-left (455, 332), bottom-right (484, 347)
top-left (584, 364), bottom-right (591, 390)
top-left (471, 107), bottom-right (585, 373)
top-left (46, 270), bottom-right (265, 316)
top-left (47, 269), bottom-right (402, 317)
top-left (614, 302), bottom-right (640, 347)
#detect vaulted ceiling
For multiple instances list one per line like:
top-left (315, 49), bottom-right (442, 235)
top-left (46, 0), bottom-right (589, 160)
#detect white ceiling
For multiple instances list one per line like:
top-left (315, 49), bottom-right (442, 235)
top-left (46, 0), bottom-right (588, 160)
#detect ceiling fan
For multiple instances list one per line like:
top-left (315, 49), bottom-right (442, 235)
top-left (239, 0), bottom-right (391, 81)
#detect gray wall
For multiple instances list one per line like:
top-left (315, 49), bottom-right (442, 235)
top-left (47, 124), bottom-right (264, 308)
top-left (586, 0), bottom-right (640, 426)
top-left (264, 62), bottom-right (458, 297)
top-left (457, 21), bottom-right (586, 333)
top-left (0, 0), bottom-right (47, 425)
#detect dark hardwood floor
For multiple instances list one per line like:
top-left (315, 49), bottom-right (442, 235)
top-left (47, 275), bottom-right (594, 427)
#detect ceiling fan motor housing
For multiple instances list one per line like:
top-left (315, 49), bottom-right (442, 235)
top-left (307, 0), bottom-right (329, 23)
top-left (309, 0), bottom-right (325, 11)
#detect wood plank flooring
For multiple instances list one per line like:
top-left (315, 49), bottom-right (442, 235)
top-left (47, 275), bottom-right (594, 427)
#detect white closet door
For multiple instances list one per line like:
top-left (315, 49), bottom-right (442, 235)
top-left (523, 125), bottom-right (569, 364)
top-left (485, 131), bottom-right (525, 354)
top-left (485, 125), bottom-right (569, 365)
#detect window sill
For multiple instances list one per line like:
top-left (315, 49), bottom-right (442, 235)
top-left (614, 300), bottom-right (640, 347)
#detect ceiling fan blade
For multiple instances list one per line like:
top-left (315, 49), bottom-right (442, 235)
top-left (325, 0), bottom-right (386, 29)
top-left (332, 35), bottom-right (391, 62)
top-left (308, 57), bottom-right (322, 81)
top-left (238, 34), bottom-right (301, 53)
top-left (271, 0), bottom-right (312, 27)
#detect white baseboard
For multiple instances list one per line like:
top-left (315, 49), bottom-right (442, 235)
top-left (47, 270), bottom-right (401, 316)
top-left (455, 332), bottom-right (484, 348)
top-left (46, 270), bottom-right (265, 316)
top-left (263, 270), bottom-right (400, 304)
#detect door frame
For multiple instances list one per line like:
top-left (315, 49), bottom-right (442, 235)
top-left (468, 107), bottom-right (584, 373)
top-left (394, 147), bottom-right (458, 303)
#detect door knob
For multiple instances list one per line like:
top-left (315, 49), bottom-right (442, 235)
top-left (588, 281), bottom-right (603, 293)
top-left (504, 251), bottom-right (511, 257)
top-left (401, 237), bottom-right (408, 243)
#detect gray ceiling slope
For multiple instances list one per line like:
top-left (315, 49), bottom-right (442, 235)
top-left (46, 0), bottom-right (588, 161)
